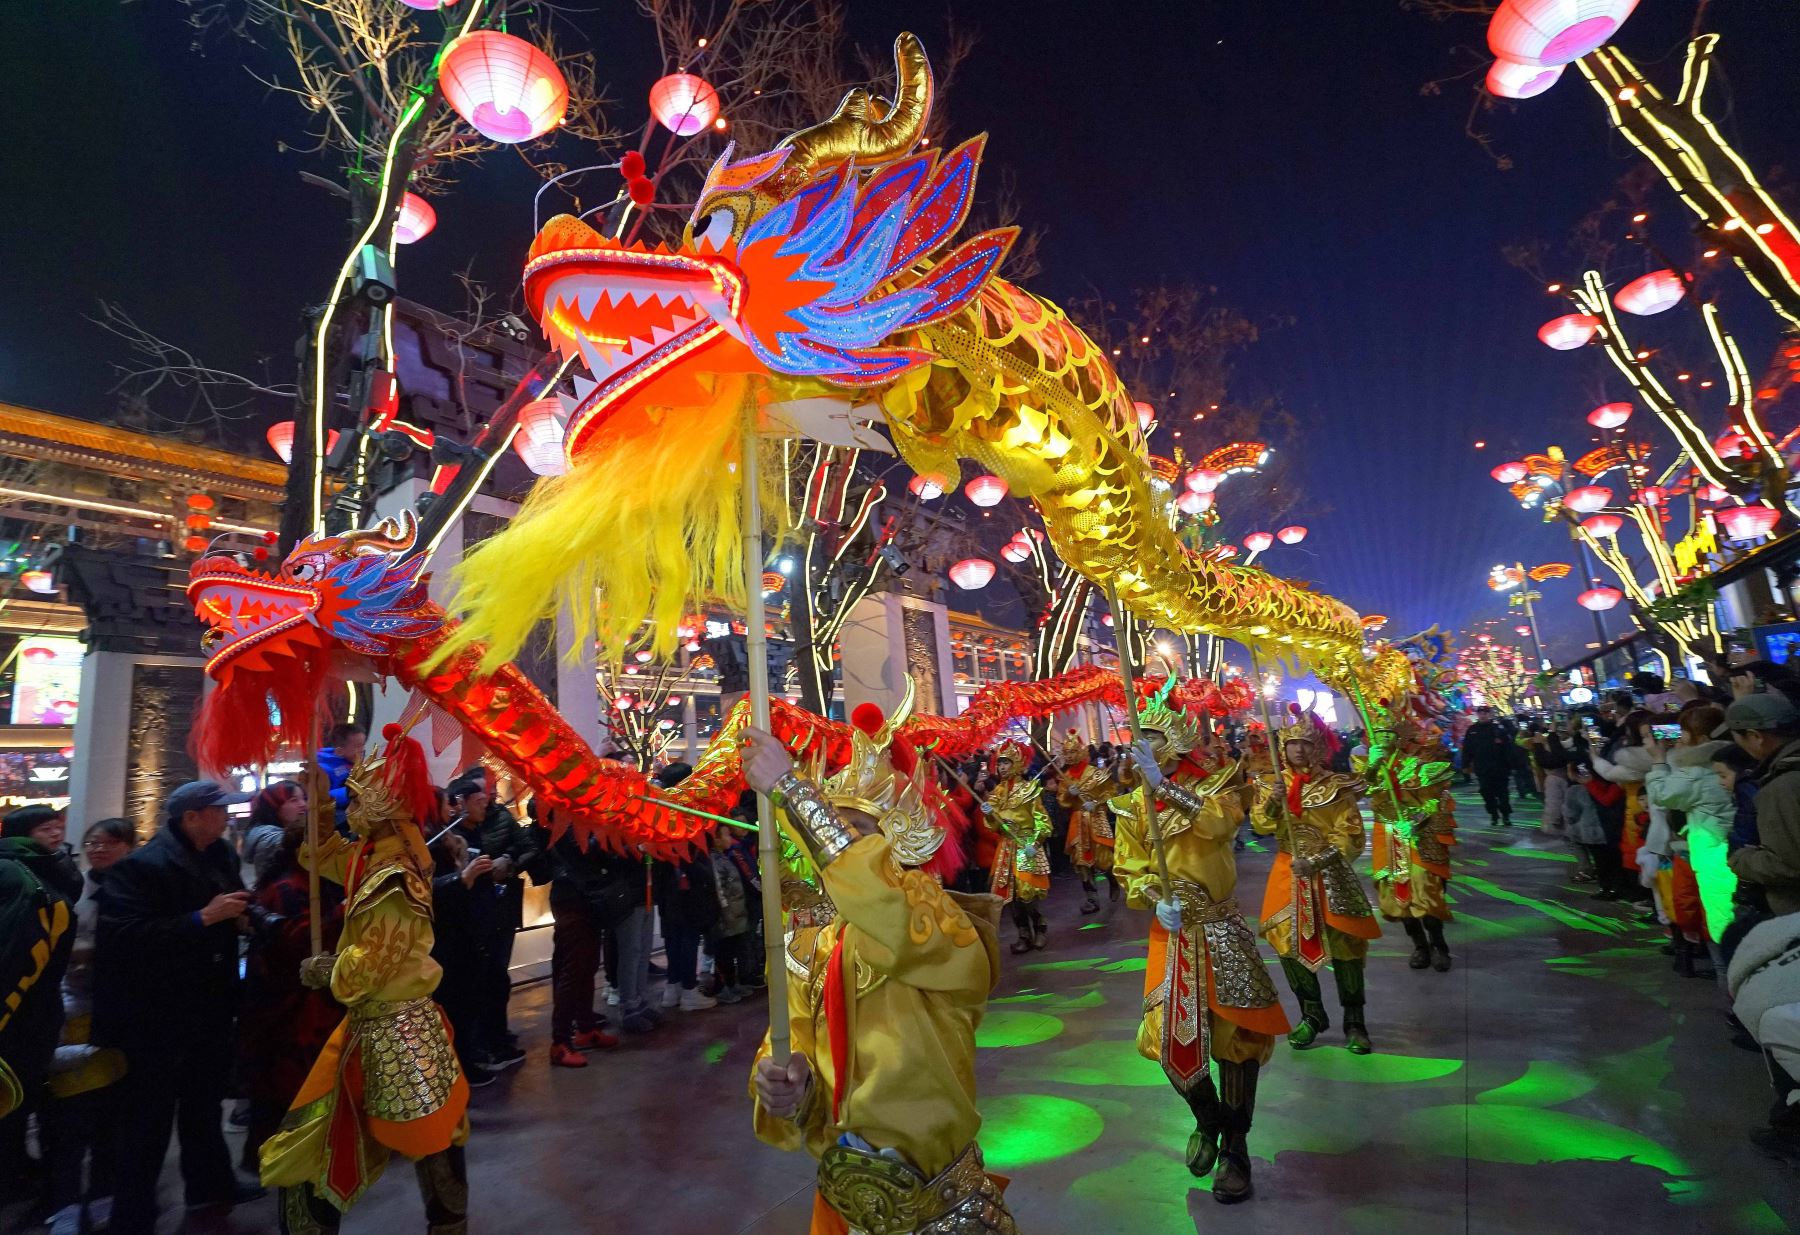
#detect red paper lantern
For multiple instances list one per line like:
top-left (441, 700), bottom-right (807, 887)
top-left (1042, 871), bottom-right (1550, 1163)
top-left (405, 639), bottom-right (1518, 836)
top-left (439, 31), bottom-right (568, 144)
top-left (513, 396), bottom-right (568, 476)
top-left (949, 558), bottom-right (996, 590)
top-left (1101, 613), bottom-right (1114, 627)
top-left (395, 192), bottom-right (437, 245)
top-left (1538, 312), bottom-right (1601, 350)
top-left (1489, 0), bottom-right (1640, 69)
top-left (1577, 586), bottom-right (1624, 612)
top-left (265, 421), bottom-right (341, 465)
top-left (1613, 269), bottom-right (1684, 316)
top-left (1563, 485), bottom-right (1612, 514)
top-left (19, 570), bottom-right (54, 595)
top-left (1491, 461), bottom-right (1529, 484)
top-left (908, 473), bottom-right (946, 500)
top-left (1486, 57), bottom-right (1563, 98)
top-left (1185, 468), bottom-right (1225, 494)
top-left (1716, 504), bottom-right (1780, 540)
top-left (1244, 531), bottom-right (1275, 553)
top-left (649, 73), bottom-right (720, 136)
top-left (1277, 525), bottom-right (1308, 545)
top-left (1581, 513), bottom-right (1623, 537)
top-left (1696, 484), bottom-right (1729, 502)
top-left (1514, 625), bottom-right (1532, 636)
top-left (964, 475), bottom-right (1008, 507)
top-left (184, 513), bottom-right (211, 531)
top-left (183, 535), bottom-right (209, 554)
top-left (1587, 402), bottom-right (1632, 430)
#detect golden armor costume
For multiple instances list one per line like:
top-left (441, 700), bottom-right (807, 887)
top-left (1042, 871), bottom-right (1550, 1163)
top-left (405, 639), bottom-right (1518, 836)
top-left (752, 691), bottom-right (1018, 1235)
top-left (260, 726), bottom-right (470, 1234)
top-left (1055, 730), bottom-right (1117, 914)
top-left (1364, 727), bottom-right (1457, 971)
top-left (1253, 716), bottom-right (1382, 1054)
top-left (984, 739), bottom-right (1052, 953)
top-left (1112, 685), bottom-right (1287, 1204)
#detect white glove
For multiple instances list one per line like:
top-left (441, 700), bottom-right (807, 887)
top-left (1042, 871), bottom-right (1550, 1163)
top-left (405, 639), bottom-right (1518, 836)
top-left (1635, 845), bottom-right (1660, 889)
top-left (1130, 739), bottom-right (1164, 788)
top-left (1154, 898), bottom-right (1183, 932)
top-left (1019, 843), bottom-right (1037, 864)
top-left (979, 802), bottom-right (995, 816)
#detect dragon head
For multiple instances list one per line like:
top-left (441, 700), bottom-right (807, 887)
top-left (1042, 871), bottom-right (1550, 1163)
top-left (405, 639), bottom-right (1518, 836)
top-left (187, 512), bottom-right (439, 772)
top-left (524, 32), bottom-right (1015, 458)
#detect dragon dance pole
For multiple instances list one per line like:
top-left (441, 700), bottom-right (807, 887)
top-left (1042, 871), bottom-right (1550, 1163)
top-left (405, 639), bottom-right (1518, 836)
top-left (302, 756), bottom-right (330, 960)
top-left (742, 399), bottom-right (792, 1064)
top-left (1247, 649), bottom-right (1303, 858)
top-left (1103, 584), bottom-right (1173, 901)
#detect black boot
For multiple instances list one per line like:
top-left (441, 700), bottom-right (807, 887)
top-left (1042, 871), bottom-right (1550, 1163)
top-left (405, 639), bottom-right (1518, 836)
top-left (1423, 916), bottom-right (1452, 972)
top-left (1211, 1060), bottom-right (1259, 1204)
top-left (1079, 875), bottom-right (1100, 915)
top-left (1009, 900), bottom-right (1034, 954)
top-left (1334, 960), bottom-right (1373, 1055)
top-left (1182, 1076), bottom-right (1222, 1178)
top-left (415, 1146), bottom-right (469, 1235)
top-left (278, 1186), bottom-right (344, 1235)
top-left (1031, 904), bottom-right (1049, 950)
top-left (1108, 872), bottom-right (1121, 902)
top-left (1279, 957), bottom-right (1328, 1049)
top-left (1402, 918), bottom-right (1430, 970)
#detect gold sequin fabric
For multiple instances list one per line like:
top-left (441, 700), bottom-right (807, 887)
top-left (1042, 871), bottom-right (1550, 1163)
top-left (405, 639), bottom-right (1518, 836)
top-left (1166, 881), bottom-right (1280, 1012)
top-left (351, 997), bottom-right (459, 1123)
top-left (818, 1140), bottom-right (1018, 1235)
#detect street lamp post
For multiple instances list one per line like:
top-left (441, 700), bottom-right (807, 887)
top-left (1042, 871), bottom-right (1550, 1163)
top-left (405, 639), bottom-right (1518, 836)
top-left (1489, 561), bottom-right (1549, 670)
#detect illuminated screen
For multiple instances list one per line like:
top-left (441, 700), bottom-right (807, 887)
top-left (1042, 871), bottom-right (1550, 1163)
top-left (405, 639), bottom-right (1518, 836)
top-left (12, 636), bottom-right (83, 725)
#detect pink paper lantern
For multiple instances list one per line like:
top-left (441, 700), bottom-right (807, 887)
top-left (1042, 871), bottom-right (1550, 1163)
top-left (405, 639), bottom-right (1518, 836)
top-left (265, 421), bottom-right (341, 465)
top-left (949, 558), bottom-right (996, 590)
top-left (1581, 513), bottom-right (1623, 537)
top-left (1001, 538), bottom-right (1031, 563)
top-left (1277, 525), bottom-right (1308, 545)
top-left (1715, 431), bottom-right (1755, 460)
top-left (439, 31), bottom-right (569, 144)
top-left (1577, 586), bottom-right (1624, 612)
top-left (513, 396), bottom-right (568, 476)
top-left (1491, 461), bottom-right (1529, 484)
top-left (1613, 269), bottom-right (1685, 316)
top-left (1637, 486), bottom-right (1665, 507)
top-left (1588, 402), bottom-right (1632, 429)
top-left (1486, 57), bottom-right (1564, 99)
top-left (1538, 312), bottom-right (1601, 350)
top-left (1563, 485), bottom-right (1613, 514)
top-left (1489, 0), bottom-right (1640, 68)
top-left (400, 0), bottom-right (461, 8)
top-left (1134, 401), bottom-right (1156, 431)
top-left (395, 192), bottom-right (437, 244)
top-left (649, 73), bottom-right (720, 136)
top-left (1716, 504), bottom-right (1780, 540)
top-left (1185, 468), bottom-right (1225, 494)
top-left (1176, 490), bottom-right (1211, 516)
top-left (964, 475), bottom-right (1008, 507)
top-left (1244, 531), bottom-right (1275, 553)
top-left (908, 473), bottom-right (946, 500)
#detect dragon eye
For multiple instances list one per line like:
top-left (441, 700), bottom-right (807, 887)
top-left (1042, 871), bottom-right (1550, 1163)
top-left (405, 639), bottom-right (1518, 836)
top-left (696, 207), bottom-right (735, 250)
top-left (289, 560), bottom-right (321, 582)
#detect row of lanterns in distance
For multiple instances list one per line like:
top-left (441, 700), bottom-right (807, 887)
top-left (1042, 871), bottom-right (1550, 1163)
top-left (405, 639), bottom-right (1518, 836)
top-left (1491, 457), bottom-right (1781, 539)
top-left (909, 463), bottom-right (1242, 514)
top-left (947, 521), bottom-right (1307, 591)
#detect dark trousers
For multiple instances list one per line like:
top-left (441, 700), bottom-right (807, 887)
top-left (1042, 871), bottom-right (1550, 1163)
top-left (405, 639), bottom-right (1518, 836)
top-left (664, 922), bottom-right (703, 990)
top-left (108, 1042), bottom-right (235, 1235)
top-left (713, 931), bottom-right (753, 988)
top-left (477, 925), bottom-right (518, 1054)
top-left (550, 903), bottom-right (602, 1045)
top-left (46, 1084), bottom-right (118, 1208)
top-left (1476, 769), bottom-right (1512, 820)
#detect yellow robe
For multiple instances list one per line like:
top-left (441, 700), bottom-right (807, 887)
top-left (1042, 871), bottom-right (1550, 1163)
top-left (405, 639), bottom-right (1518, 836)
top-left (983, 776), bottom-right (1051, 903)
top-left (1364, 746), bottom-right (1458, 922)
top-left (260, 833), bottom-right (468, 1208)
top-left (1057, 761), bottom-right (1116, 873)
top-left (1252, 772), bottom-right (1381, 964)
top-left (1112, 767), bottom-right (1286, 1086)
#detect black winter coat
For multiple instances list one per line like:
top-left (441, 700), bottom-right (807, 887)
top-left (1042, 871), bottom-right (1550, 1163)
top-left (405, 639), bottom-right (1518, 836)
top-left (653, 855), bottom-right (719, 934)
top-left (0, 839), bottom-right (79, 1093)
top-left (1463, 720), bottom-right (1516, 776)
top-left (93, 821), bottom-right (246, 1051)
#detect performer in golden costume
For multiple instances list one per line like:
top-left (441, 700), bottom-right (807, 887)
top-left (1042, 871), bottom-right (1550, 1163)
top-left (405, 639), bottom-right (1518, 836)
top-left (1112, 687), bottom-right (1288, 1204)
top-left (1365, 718), bottom-right (1456, 972)
top-left (740, 686), bottom-right (1017, 1235)
top-left (1055, 730), bottom-right (1117, 914)
top-left (261, 725), bottom-right (470, 1234)
top-left (982, 739), bottom-right (1053, 953)
top-left (1253, 714), bottom-right (1382, 1055)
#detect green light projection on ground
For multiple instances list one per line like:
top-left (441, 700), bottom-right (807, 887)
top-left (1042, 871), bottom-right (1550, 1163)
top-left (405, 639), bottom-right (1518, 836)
top-left (1476, 1060), bottom-right (1597, 1108)
top-left (703, 1040), bottom-right (730, 1065)
top-left (1731, 1201), bottom-right (1793, 1232)
top-left (1020, 956), bottom-right (1111, 973)
top-left (1066, 1151), bottom-right (1203, 1233)
top-left (978, 1093), bottom-right (1104, 1169)
top-left (1032, 1038), bottom-right (1166, 1087)
top-left (1246, 1105), bottom-right (1372, 1163)
top-left (1458, 874), bottom-right (1625, 936)
top-left (1099, 956), bottom-right (1147, 973)
top-left (1080, 921), bottom-right (1105, 930)
top-left (976, 1010), bottom-right (1066, 1049)
top-left (1495, 845), bottom-right (1577, 863)
top-left (1285, 1049), bottom-right (1464, 1084)
top-left (1401, 1105), bottom-right (1687, 1176)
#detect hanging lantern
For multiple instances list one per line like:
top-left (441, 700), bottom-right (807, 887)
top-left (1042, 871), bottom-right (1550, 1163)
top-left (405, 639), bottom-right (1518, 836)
top-left (184, 513), bottom-right (211, 532)
top-left (1101, 613), bottom-right (1114, 628)
top-left (1514, 624), bottom-right (1532, 636)
top-left (513, 396), bottom-right (568, 476)
top-left (1214, 544), bottom-right (1240, 560)
top-left (1244, 531), bottom-right (1275, 553)
top-left (1577, 586), bottom-right (1624, 611)
top-left (1563, 484), bottom-right (1612, 514)
top-left (948, 558), bottom-right (996, 590)
top-left (649, 72), bottom-right (720, 136)
top-left (1277, 525), bottom-right (1308, 545)
top-left (1176, 490), bottom-right (1210, 516)
top-left (1717, 503), bottom-right (1780, 540)
top-left (1486, 56), bottom-right (1564, 98)
top-left (634, 650), bottom-right (654, 663)
top-left (1538, 312), bottom-right (1601, 350)
top-left (395, 192), bottom-right (437, 245)
top-left (1490, 460), bottom-right (1529, 484)
top-left (1613, 268), bottom-right (1684, 316)
top-left (1637, 486), bottom-right (1665, 508)
top-left (1587, 402), bottom-right (1632, 430)
top-left (1134, 401), bottom-right (1156, 432)
top-left (964, 475), bottom-right (1008, 507)
top-left (1001, 538), bottom-right (1032, 563)
top-left (908, 473), bottom-right (946, 500)
top-left (265, 421), bottom-right (340, 464)
top-left (1489, 0), bottom-right (1641, 69)
top-left (1696, 483), bottom-right (1729, 503)
top-left (1714, 430), bottom-right (1755, 460)
top-left (1581, 513), bottom-right (1623, 537)
top-left (439, 31), bottom-right (569, 144)
top-left (19, 570), bottom-right (54, 595)
top-left (399, 0), bottom-right (462, 8)
top-left (1185, 467), bottom-right (1225, 494)
top-left (183, 535), bottom-right (208, 554)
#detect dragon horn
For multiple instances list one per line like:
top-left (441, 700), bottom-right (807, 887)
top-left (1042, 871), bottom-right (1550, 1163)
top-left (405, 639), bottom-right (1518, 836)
top-left (777, 32), bottom-right (933, 183)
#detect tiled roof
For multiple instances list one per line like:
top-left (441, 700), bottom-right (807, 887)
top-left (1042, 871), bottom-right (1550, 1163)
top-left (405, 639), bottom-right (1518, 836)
top-left (0, 402), bottom-right (287, 495)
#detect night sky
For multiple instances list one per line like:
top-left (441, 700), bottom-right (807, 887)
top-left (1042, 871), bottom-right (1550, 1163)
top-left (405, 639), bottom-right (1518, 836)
top-left (3, 1), bottom-right (1798, 667)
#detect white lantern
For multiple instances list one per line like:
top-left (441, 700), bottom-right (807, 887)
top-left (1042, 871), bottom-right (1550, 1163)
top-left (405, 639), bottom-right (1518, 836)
top-left (1277, 525), bottom-right (1307, 545)
top-left (1538, 313), bottom-right (1601, 350)
top-left (1486, 57), bottom-right (1564, 99)
top-left (1563, 485), bottom-right (1612, 514)
top-left (1581, 514), bottom-right (1623, 537)
top-left (1577, 586), bottom-right (1624, 612)
top-left (1176, 490), bottom-right (1210, 516)
top-left (1491, 461), bottom-right (1529, 484)
top-left (964, 475), bottom-right (1008, 507)
top-left (1614, 269), bottom-right (1685, 316)
top-left (395, 192), bottom-right (437, 245)
top-left (1185, 468), bottom-right (1225, 494)
top-left (949, 558), bottom-right (996, 590)
top-left (1244, 531), bottom-right (1275, 553)
top-left (649, 73), bottom-right (721, 136)
top-left (908, 473), bottom-right (946, 500)
top-left (513, 396), bottom-right (568, 476)
top-left (1489, 0), bottom-right (1641, 68)
top-left (1587, 402), bottom-right (1632, 429)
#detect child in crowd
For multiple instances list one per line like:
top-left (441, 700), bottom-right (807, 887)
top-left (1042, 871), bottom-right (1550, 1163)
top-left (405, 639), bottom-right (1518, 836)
top-left (708, 822), bottom-right (756, 1004)
top-left (1564, 763), bottom-right (1610, 886)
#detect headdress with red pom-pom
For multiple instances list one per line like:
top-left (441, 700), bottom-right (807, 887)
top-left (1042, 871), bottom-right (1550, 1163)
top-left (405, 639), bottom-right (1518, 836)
top-left (810, 680), bottom-right (946, 868)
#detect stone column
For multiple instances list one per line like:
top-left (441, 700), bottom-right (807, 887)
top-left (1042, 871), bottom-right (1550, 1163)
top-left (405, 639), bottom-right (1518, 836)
top-left (840, 591), bottom-right (956, 717)
top-left (69, 651), bottom-right (208, 839)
